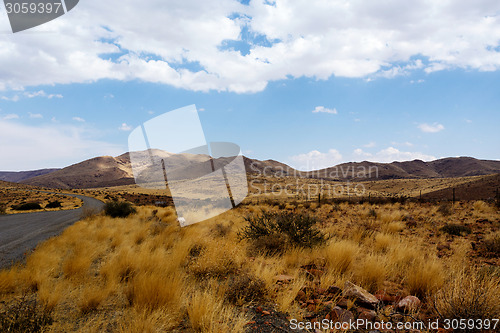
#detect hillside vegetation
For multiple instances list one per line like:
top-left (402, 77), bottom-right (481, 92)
top-left (0, 200), bottom-right (499, 332)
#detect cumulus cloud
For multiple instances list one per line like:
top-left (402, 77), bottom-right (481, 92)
top-left (119, 123), bottom-right (132, 131)
top-left (2, 113), bottom-right (19, 120)
top-left (289, 149), bottom-right (343, 171)
top-left (0, 0), bottom-right (499, 93)
top-left (312, 106), bottom-right (338, 114)
top-left (72, 117), bottom-right (85, 122)
top-left (24, 90), bottom-right (63, 99)
top-left (353, 147), bottom-right (435, 163)
top-left (418, 122), bottom-right (445, 133)
top-left (28, 112), bottom-right (43, 119)
top-left (0, 120), bottom-right (124, 170)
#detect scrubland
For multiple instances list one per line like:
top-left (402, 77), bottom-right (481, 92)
top-left (0, 198), bottom-right (499, 332)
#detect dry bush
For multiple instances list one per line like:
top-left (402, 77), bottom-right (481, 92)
top-left (355, 254), bottom-right (387, 292)
top-left (434, 269), bottom-right (500, 324)
top-left (187, 289), bottom-right (248, 333)
top-left (473, 200), bottom-right (493, 214)
top-left (406, 258), bottom-right (444, 297)
top-left (324, 239), bottom-right (359, 274)
top-left (125, 272), bottom-right (184, 314)
top-left (118, 309), bottom-right (179, 333)
top-left (80, 206), bottom-right (101, 220)
top-left (440, 223), bottom-right (471, 236)
top-left (239, 211), bottom-right (327, 250)
top-left (189, 241), bottom-right (242, 279)
top-left (0, 293), bottom-right (53, 333)
top-left (100, 248), bottom-right (138, 283)
top-left (104, 200), bottom-right (136, 218)
top-left (482, 232), bottom-right (500, 256)
top-left (250, 233), bottom-right (288, 256)
top-left (373, 233), bottom-right (394, 253)
top-left (62, 249), bottom-right (93, 279)
top-left (379, 210), bottom-right (402, 224)
top-left (437, 202), bottom-right (452, 216)
top-left (78, 285), bottom-right (107, 314)
top-left (0, 268), bottom-right (19, 294)
top-left (225, 274), bottom-right (266, 305)
top-left (383, 221), bottom-right (405, 234)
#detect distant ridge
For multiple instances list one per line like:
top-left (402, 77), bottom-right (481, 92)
top-left (0, 168), bottom-right (59, 183)
top-left (302, 157), bottom-right (500, 180)
top-left (14, 153), bottom-right (500, 189)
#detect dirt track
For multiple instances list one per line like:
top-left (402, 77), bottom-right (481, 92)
top-left (0, 193), bottom-right (103, 269)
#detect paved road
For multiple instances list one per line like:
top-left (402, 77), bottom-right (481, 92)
top-left (0, 193), bottom-right (104, 269)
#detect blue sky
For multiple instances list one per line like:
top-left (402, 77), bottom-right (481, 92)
top-left (0, 0), bottom-right (499, 170)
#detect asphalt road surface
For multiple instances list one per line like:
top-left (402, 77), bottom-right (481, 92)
top-left (0, 192), bottom-right (104, 269)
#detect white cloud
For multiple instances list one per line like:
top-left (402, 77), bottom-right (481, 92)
top-left (312, 106), bottom-right (338, 114)
top-left (72, 117), bottom-right (85, 122)
top-left (24, 90), bottom-right (63, 99)
top-left (119, 123), bottom-right (132, 131)
top-left (0, 0), bottom-right (499, 93)
top-left (391, 141), bottom-right (414, 147)
top-left (2, 113), bottom-right (19, 120)
top-left (363, 142), bottom-right (376, 148)
top-left (418, 122), bottom-right (445, 133)
top-left (289, 149), bottom-right (343, 171)
top-left (353, 147), bottom-right (435, 163)
top-left (0, 119), bottom-right (124, 170)
top-left (28, 112), bottom-right (43, 119)
top-left (1, 95), bottom-right (20, 102)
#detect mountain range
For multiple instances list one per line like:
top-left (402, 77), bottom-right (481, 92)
top-left (0, 152), bottom-right (497, 190)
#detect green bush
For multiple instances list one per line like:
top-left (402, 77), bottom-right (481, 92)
top-left (103, 201), bottom-right (136, 218)
top-left (440, 223), bottom-right (471, 236)
top-left (11, 202), bottom-right (42, 211)
top-left (238, 211), bottom-right (326, 252)
top-left (45, 200), bottom-right (62, 209)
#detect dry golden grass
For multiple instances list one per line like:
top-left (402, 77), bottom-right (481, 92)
top-left (406, 258), bottom-right (445, 297)
top-left (323, 239), bottom-right (359, 273)
top-left (187, 288), bottom-right (248, 333)
top-left (0, 198), bottom-right (498, 331)
top-left (434, 268), bottom-right (500, 320)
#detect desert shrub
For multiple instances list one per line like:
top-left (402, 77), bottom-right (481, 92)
top-left (0, 204), bottom-right (6, 215)
top-left (44, 200), bottom-right (62, 209)
top-left (324, 239), bottom-right (359, 273)
top-left (250, 234), bottom-right (288, 256)
top-left (104, 200), bottom-right (136, 218)
top-left (437, 202), bottom-right (452, 216)
top-left (434, 269), bottom-right (500, 327)
top-left (211, 223), bottom-right (231, 237)
top-left (0, 294), bottom-right (53, 333)
top-left (125, 272), bottom-right (183, 312)
top-left (11, 202), bottom-right (42, 211)
top-left (482, 233), bottom-right (500, 256)
top-left (440, 223), bottom-right (471, 236)
top-left (473, 200), bottom-right (493, 213)
top-left (238, 211), bottom-right (326, 250)
top-left (80, 206), bottom-right (100, 219)
top-left (225, 274), bottom-right (266, 305)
